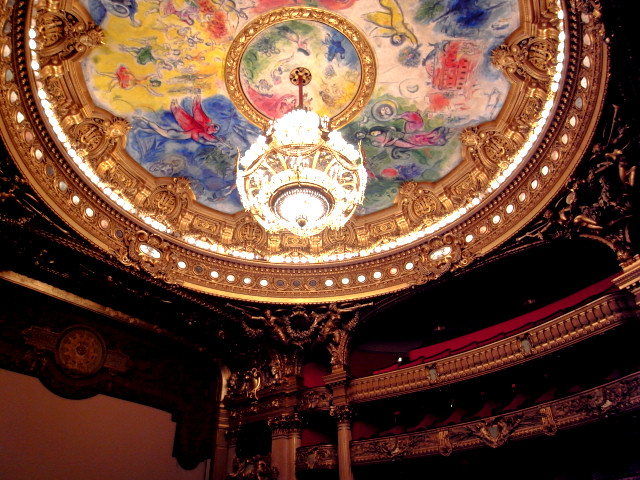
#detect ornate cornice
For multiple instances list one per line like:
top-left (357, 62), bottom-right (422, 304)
top-left (350, 370), bottom-right (640, 464)
top-left (349, 291), bottom-right (635, 403)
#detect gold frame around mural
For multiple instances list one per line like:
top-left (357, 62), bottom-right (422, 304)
top-left (224, 6), bottom-right (377, 130)
top-left (0, 0), bottom-right (609, 303)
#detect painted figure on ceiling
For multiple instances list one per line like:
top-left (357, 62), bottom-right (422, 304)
top-left (364, 0), bottom-right (418, 46)
top-left (368, 111), bottom-right (450, 158)
top-left (99, 65), bottom-right (163, 97)
top-left (135, 96), bottom-right (222, 143)
top-left (87, 0), bottom-right (140, 26)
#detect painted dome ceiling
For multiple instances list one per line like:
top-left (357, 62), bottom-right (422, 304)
top-left (0, 0), bottom-right (607, 302)
top-left (80, 0), bottom-right (518, 215)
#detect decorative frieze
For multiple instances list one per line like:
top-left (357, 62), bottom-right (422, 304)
top-left (296, 444), bottom-right (338, 471)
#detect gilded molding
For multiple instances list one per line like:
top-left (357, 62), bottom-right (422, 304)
top-left (350, 371), bottom-right (640, 464)
top-left (349, 291), bottom-right (634, 403)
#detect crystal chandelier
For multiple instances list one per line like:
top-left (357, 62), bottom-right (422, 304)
top-left (236, 68), bottom-right (367, 237)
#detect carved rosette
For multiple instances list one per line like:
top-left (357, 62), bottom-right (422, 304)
top-left (35, 9), bottom-right (103, 66)
top-left (55, 326), bottom-right (106, 376)
top-left (22, 325), bottom-right (130, 377)
top-left (268, 413), bottom-right (302, 436)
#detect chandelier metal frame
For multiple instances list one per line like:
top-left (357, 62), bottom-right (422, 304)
top-left (236, 105), bottom-right (367, 236)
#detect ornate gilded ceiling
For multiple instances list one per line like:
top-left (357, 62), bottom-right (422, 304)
top-left (0, 0), bottom-right (607, 302)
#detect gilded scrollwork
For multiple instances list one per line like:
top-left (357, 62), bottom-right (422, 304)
top-left (412, 234), bottom-right (472, 285)
top-left (227, 455), bottom-right (278, 480)
top-left (350, 373), bottom-right (640, 465)
top-left (491, 36), bottom-right (559, 86)
top-left (515, 105), bottom-right (637, 261)
top-left (321, 223), bottom-right (360, 253)
top-left (122, 230), bottom-right (176, 281)
top-left (66, 117), bottom-right (129, 171)
top-left (0, 0), bottom-right (611, 303)
top-left (539, 406), bottom-right (557, 436)
top-left (399, 182), bottom-right (445, 229)
top-left (296, 444), bottom-right (337, 471)
top-left (140, 177), bottom-right (195, 233)
top-left (467, 415), bottom-right (523, 448)
top-left (299, 388), bottom-right (332, 411)
top-left (233, 215), bottom-right (267, 250)
top-left (227, 302), bottom-right (371, 363)
top-left (35, 8), bottom-right (103, 66)
top-left (462, 128), bottom-right (519, 175)
top-left (438, 430), bottom-right (453, 456)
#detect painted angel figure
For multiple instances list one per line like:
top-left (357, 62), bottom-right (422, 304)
top-left (368, 110), bottom-right (450, 158)
top-left (135, 96), bottom-right (221, 144)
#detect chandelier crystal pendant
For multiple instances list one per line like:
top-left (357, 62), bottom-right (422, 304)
top-left (236, 68), bottom-right (367, 237)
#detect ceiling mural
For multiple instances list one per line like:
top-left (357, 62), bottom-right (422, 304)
top-left (3, 0), bottom-right (602, 302)
top-left (79, 0), bottom-right (519, 214)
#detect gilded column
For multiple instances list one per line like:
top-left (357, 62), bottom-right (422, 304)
top-left (331, 405), bottom-right (354, 480)
top-left (325, 367), bottom-right (354, 480)
top-left (268, 413), bottom-right (302, 480)
top-left (211, 405), bottom-right (231, 480)
top-left (223, 425), bottom-right (241, 478)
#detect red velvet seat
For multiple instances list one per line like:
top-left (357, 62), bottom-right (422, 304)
top-left (499, 392), bottom-right (531, 413)
top-left (533, 386), bottom-right (559, 404)
top-left (433, 407), bottom-right (469, 427)
top-left (467, 399), bottom-right (502, 420)
top-left (407, 412), bottom-right (439, 432)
